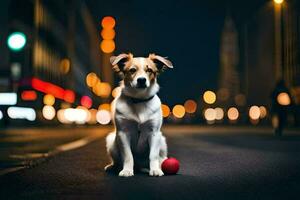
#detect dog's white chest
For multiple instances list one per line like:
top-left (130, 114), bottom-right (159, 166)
top-left (115, 95), bottom-right (162, 124)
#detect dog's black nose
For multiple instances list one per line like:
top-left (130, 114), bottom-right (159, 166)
top-left (137, 78), bottom-right (146, 86)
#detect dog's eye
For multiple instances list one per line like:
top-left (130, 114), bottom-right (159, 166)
top-left (146, 68), bottom-right (153, 73)
top-left (129, 68), bottom-right (137, 73)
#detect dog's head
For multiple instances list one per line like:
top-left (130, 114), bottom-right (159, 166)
top-left (110, 53), bottom-right (173, 89)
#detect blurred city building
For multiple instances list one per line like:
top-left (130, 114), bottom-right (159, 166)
top-left (0, 0), bottom-right (114, 125)
top-left (218, 15), bottom-right (241, 107)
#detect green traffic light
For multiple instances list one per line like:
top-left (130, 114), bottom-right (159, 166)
top-left (7, 32), bottom-right (27, 52)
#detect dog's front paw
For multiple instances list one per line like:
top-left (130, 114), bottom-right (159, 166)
top-left (149, 169), bottom-right (164, 177)
top-left (119, 169), bottom-right (134, 177)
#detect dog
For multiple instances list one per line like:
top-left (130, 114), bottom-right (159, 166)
top-left (104, 53), bottom-right (173, 177)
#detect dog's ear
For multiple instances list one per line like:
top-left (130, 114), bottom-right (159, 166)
top-left (148, 53), bottom-right (173, 72)
top-left (110, 53), bottom-right (133, 77)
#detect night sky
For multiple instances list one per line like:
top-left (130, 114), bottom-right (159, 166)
top-left (88, 0), bottom-right (267, 105)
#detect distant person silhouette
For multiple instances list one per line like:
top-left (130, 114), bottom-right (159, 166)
top-left (271, 80), bottom-right (292, 136)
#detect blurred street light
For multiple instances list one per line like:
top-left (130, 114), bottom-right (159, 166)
top-left (227, 107), bottom-right (239, 121)
top-left (277, 92), bottom-right (291, 105)
top-left (100, 16), bottom-right (116, 53)
top-left (0, 93), bottom-right (17, 105)
top-left (42, 105), bottom-right (56, 120)
top-left (203, 90), bottom-right (216, 104)
top-left (184, 100), bottom-right (197, 114)
top-left (172, 105), bottom-right (185, 118)
top-left (161, 104), bottom-right (171, 118)
top-left (249, 106), bottom-right (260, 120)
top-left (7, 32), bottom-right (27, 51)
top-left (274, 0), bottom-right (284, 4)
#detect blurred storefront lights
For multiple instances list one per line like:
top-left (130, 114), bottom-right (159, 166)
top-left (7, 107), bottom-right (36, 121)
top-left (43, 94), bottom-right (55, 106)
top-left (21, 90), bottom-right (37, 101)
top-left (277, 92), bottom-right (291, 106)
top-left (227, 107), bottom-right (239, 121)
top-left (0, 93), bottom-right (17, 105)
top-left (203, 90), bottom-right (216, 104)
top-left (249, 106), bottom-right (260, 120)
top-left (161, 104), bottom-right (171, 118)
top-left (172, 105), bottom-right (185, 119)
top-left (96, 109), bottom-right (111, 125)
top-left (42, 105), bottom-right (56, 120)
top-left (184, 100), bottom-right (197, 114)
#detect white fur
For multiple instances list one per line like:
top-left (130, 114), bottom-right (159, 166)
top-left (105, 81), bottom-right (168, 177)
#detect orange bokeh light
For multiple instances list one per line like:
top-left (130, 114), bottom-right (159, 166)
top-left (184, 99), bottom-right (197, 114)
top-left (101, 16), bottom-right (116, 29)
top-left (172, 105), bottom-right (185, 119)
top-left (101, 29), bottom-right (115, 40)
top-left (100, 40), bottom-right (115, 53)
top-left (98, 103), bottom-right (111, 111)
top-left (161, 104), bottom-right (170, 118)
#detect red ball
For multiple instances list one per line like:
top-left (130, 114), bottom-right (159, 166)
top-left (161, 157), bottom-right (180, 175)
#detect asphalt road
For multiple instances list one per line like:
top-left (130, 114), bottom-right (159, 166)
top-left (1, 126), bottom-right (300, 200)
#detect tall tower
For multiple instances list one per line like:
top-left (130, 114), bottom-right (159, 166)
top-left (218, 15), bottom-right (240, 106)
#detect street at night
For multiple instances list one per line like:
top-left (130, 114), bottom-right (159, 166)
top-left (1, 126), bottom-right (300, 199)
top-left (1, 0), bottom-right (300, 199)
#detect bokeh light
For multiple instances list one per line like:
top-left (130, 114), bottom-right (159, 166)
top-left (259, 106), bottom-right (267, 119)
top-left (21, 90), bottom-right (37, 101)
top-left (96, 109), bottom-right (111, 125)
top-left (86, 72), bottom-right (99, 87)
top-left (7, 32), bottom-right (26, 51)
top-left (161, 104), bottom-right (171, 118)
top-left (274, 0), bottom-right (284, 4)
top-left (101, 29), bottom-right (115, 40)
top-left (277, 92), bottom-right (291, 106)
top-left (43, 94), bottom-right (55, 106)
top-left (42, 105), bottom-right (56, 120)
top-left (101, 16), bottom-right (116, 29)
top-left (204, 108), bottom-right (216, 121)
top-left (214, 107), bottom-right (224, 120)
top-left (7, 106), bottom-right (36, 121)
top-left (184, 100), bottom-right (197, 114)
top-left (60, 58), bottom-right (70, 74)
top-left (227, 107), bottom-right (239, 121)
top-left (98, 103), bottom-right (111, 111)
top-left (100, 40), bottom-right (115, 53)
top-left (249, 105), bottom-right (260, 120)
top-left (93, 82), bottom-right (111, 98)
top-left (172, 105), bottom-right (185, 118)
top-left (81, 96), bottom-right (92, 109)
top-left (203, 90), bottom-right (216, 104)
top-left (0, 110), bottom-right (3, 120)
top-left (88, 109), bottom-right (98, 124)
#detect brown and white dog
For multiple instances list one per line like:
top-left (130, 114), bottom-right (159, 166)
top-left (104, 53), bottom-right (173, 177)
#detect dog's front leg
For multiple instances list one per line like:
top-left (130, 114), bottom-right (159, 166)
top-left (149, 132), bottom-right (164, 177)
top-left (117, 131), bottom-right (134, 177)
